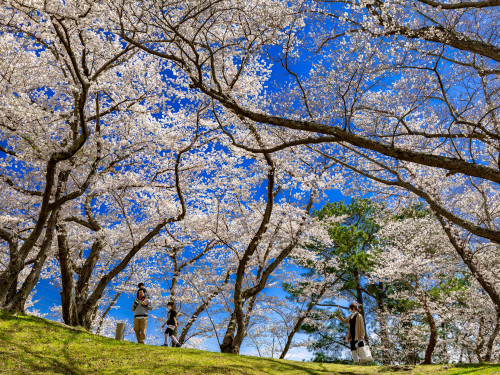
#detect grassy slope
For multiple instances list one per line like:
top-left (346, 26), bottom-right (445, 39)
top-left (1, 311), bottom-right (499, 375)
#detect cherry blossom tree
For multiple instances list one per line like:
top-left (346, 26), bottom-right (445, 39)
top-left (372, 211), bottom-right (500, 364)
top-left (0, 0), bottom-right (164, 312)
top-left (278, 218), bottom-right (346, 359)
top-left (114, 0), bottom-right (500, 316)
top-left (3, 0), bottom-right (500, 362)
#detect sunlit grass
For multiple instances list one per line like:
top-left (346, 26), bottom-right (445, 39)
top-left (1, 311), bottom-right (499, 374)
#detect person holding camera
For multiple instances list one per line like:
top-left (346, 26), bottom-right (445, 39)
top-left (132, 290), bottom-right (152, 344)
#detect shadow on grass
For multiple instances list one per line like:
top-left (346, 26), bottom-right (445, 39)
top-left (201, 356), bottom-right (344, 375)
top-left (0, 323), bottom-right (18, 342)
top-left (258, 358), bottom-right (328, 375)
top-left (115, 349), bottom-right (334, 375)
top-left (0, 311), bottom-right (21, 321)
top-left (7, 332), bottom-right (87, 375)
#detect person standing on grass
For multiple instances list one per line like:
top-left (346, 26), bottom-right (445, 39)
top-left (337, 302), bottom-right (366, 365)
top-left (162, 301), bottom-right (181, 347)
top-left (132, 291), bottom-right (152, 344)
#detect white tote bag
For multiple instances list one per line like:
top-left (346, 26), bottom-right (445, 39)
top-left (356, 341), bottom-right (373, 363)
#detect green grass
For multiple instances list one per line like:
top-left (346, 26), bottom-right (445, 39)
top-left (1, 311), bottom-right (499, 375)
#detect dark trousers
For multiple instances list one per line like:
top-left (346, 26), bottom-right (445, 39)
top-left (350, 340), bottom-right (364, 351)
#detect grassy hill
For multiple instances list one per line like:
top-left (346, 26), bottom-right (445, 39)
top-left (1, 311), bottom-right (499, 375)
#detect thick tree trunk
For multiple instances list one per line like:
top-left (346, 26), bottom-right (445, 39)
top-left (0, 232), bottom-right (19, 308)
top-left (0, 261), bottom-right (23, 310)
top-left (402, 319), bottom-right (416, 365)
top-left (354, 269), bottom-right (369, 345)
top-left (220, 312), bottom-right (238, 353)
top-left (485, 315), bottom-right (500, 363)
top-left (420, 294), bottom-right (437, 365)
top-left (231, 322), bottom-right (247, 354)
top-left (57, 221), bottom-right (104, 329)
top-left (220, 294), bottom-right (259, 354)
top-left (376, 302), bottom-right (392, 365)
top-left (2, 199), bottom-right (61, 313)
top-left (220, 307), bottom-right (246, 354)
top-left (475, 317), bottom-right (486, 363)
top-left (231, 293), bottom-right (259, 353)
top-left (4, 275), bottom-right (18, 308)
top-left (58, 224), bottom-right (79, 326)
top-left (4, 247), bottom-right (51, 313)
top-left (0, 202), bottom-right (53, 305)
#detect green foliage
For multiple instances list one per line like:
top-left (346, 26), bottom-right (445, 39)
top-left (311, 198), bottom-right (382, 279)
top-left (394, 203), bottom-right (429, 220)
top-left (297, 200), bottom-right (446, 364)
top-left (428, 274), bottom-right (472, 303)
top-left (292, 199), bottom-right (385, 362)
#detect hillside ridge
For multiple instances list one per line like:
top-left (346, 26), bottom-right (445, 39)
top-left (1, 311), bottom-right (498, 375)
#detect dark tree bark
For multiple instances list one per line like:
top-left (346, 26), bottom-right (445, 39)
top-left (353, 269), bottom-right (369, 345)
top-left (374, 284), bottom-right (392, 365)
top-left (2, 171), bottom-right (67, 313)
top-left (485, 315), bottom-right (500, 363)
top-left (220, 312), bottom-right (238, 353)
top-left (476, 320), bottom-right (486, 363)
top-left (4, 209), bottom-right (60, 313)
top-left (58, 223), bottom-right (79, 326)
top-left (402, 319), bottom-right (416, 365)
top-left (220, 293), bottom-right (258, 353)
top-left (420, 294), bottom-right (438, 365)
top-left (56, 148), bottom-right (188, 329)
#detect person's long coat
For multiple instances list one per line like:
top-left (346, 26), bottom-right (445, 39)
top-left (339, 312), bottom-right (366, 341)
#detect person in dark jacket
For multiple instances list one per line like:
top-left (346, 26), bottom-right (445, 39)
top-left (162, 301), bottom-right (181, 347)
top-left (337, 302), bottom-right (366, 364)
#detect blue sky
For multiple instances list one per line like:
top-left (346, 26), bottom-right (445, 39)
top-left (2, 61), bottom-right (352, 358)
top-left (2, 14), bottom-right (355, 359)
top-left (28, 187), bottom-right (348, 360)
